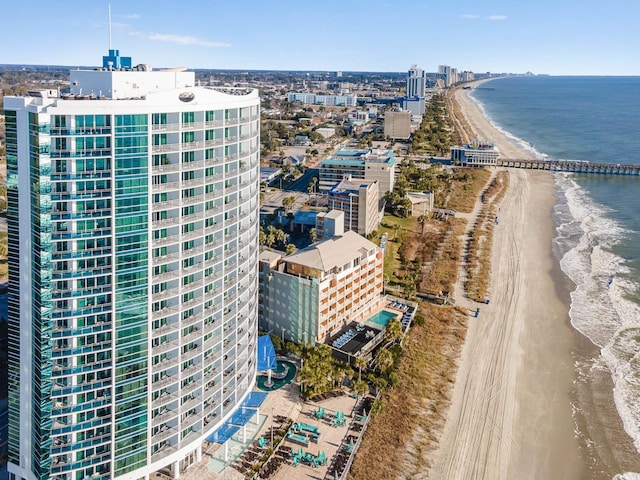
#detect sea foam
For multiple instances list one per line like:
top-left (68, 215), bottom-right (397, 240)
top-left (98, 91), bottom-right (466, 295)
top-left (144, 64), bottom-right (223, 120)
top-left (556, 174), bottom-right (640, 458)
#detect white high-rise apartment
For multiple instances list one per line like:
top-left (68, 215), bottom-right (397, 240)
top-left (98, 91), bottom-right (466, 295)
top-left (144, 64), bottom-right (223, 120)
top-left (406, 64), bottom-right (426, 98)
top-left (5, 51), bottom-right (260, 480)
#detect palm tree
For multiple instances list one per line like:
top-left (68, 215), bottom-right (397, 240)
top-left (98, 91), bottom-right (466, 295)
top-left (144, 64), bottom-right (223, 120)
top-left (265, 233), bottom-right (276, 248)
top-left (285, 243), bottom-right (297, 255)
top-left (354, 356), bottom-right (367, 383)
top-left (274, 228), bottom-right (288, 247)
top-left (352, 379), bottom-right (368, 398)
top-left (282, 196), bottom-right (296, 212)
top-left (374, 349), bottom-right (394, 374)
top-left (307, 176), bottom-right (318, 195)
top-left (297, 363), bottom-right (317, 397)
top-left (418, 214), bottom-right (429, 235)
top-left (384, 318), bottom-right (403, 348)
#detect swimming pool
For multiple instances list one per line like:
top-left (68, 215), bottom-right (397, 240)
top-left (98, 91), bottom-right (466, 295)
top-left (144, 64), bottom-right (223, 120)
top-left (366, 310), bottom-right (398, 328)
top-left (256, 360), bottom-right (297, 391)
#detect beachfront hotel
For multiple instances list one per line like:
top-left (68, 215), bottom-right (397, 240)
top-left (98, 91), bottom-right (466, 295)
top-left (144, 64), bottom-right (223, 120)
top-left (4, 50), bottom-right (260, 480)
top-left (450, 141), bottom-right (500, 166)
top-left (258, 231), bottom-right (384, 346)
top-left (325, 177), bottom-right (380, 236)
top-left (317, 148), bottom-right (396, 194)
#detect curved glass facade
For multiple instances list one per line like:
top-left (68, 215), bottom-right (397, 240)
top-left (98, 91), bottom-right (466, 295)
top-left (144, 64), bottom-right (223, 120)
top-left (6, 83), bottom-right (260, 480)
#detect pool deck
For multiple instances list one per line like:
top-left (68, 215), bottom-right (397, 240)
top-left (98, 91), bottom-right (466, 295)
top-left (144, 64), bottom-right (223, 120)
top-left (172, 382), bottom-right (361, 480)
top-left (328, 295), bottom-right (417, 357)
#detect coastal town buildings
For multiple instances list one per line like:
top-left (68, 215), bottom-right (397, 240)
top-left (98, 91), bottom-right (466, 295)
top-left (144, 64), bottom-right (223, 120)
top-left (315, 127), bottom-right (336, 139)
top-left (317, 148), bottom-right (396, 194)
top-left (4, 51), bottom-right (260, 480)
top-left (406, 64), bottom-right (427, 98)
top-left (258, 231), bottom-right (384, 345)
top-left (399, 96), bottom-right (426, 117)
top-left (438, 65), bottom-right (458, 87)
top-left (287, 92), bottom-right (358, 107)
top-left (399, 64), bottom-right (427, 116)
top-left (326, 178), bottom-right (380, 236)
top-left (315, 210), bottom-right (345, 240)
top-left (450, 142), bottom-right (500, 166)
top-left (383, 110), bottom-right (412, 139)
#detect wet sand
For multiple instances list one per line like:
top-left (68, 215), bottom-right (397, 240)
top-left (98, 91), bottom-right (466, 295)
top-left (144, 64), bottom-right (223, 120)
top-left (428, 84), bottom-right (586, 479)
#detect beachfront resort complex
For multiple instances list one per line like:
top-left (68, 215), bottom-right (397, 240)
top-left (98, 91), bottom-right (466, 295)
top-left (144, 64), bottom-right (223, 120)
top-left (2, 54), bottom-right (511, 480)
top-left (4, 50), bottom-right (261, 480)
top-left (258, 231), bottom-right (384, 346)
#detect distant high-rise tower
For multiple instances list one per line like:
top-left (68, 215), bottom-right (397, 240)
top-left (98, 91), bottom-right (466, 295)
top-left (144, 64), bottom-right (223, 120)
top-left (438, 65), bottom-right (457, 87)
top-left (406, 64), bottom-right (426, 98)
top-left (403, 64), bottom-right (427, 116)
top-left (5, 50), bottom-right (260, 480)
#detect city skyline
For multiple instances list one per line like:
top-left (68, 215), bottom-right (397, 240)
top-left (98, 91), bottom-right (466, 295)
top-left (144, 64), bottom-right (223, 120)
top-left (1, 0), bottom-right (639, 75)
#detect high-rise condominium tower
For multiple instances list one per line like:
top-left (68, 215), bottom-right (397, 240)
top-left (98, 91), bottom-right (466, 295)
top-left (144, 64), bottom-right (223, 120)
top-left (5, 51), bottom-right (260, 480)
top-left (406, 64), bottom-right (426, 98)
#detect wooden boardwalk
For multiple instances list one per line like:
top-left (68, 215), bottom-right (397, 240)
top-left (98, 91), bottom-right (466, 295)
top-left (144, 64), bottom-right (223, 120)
top-left (496, 158), bottom-right (640, 176)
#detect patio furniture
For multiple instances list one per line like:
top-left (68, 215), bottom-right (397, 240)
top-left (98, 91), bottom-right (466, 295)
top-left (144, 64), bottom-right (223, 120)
top-left (314, 450), bottom-right (328, 467)
top-left (333, 410), bottom-right (346, 427)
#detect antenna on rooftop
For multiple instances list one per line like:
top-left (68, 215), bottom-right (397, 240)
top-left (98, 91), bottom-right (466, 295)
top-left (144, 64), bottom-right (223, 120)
top-left (108, 4), bottom-right (112, 50)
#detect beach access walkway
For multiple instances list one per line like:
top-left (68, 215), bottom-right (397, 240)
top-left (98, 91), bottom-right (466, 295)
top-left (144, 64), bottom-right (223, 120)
top-left (452, 169), bottom-right (497, 314)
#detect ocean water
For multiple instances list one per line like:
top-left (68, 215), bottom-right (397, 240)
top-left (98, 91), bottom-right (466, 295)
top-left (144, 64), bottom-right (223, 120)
top-left (470, 76), bottom-right (640, 479)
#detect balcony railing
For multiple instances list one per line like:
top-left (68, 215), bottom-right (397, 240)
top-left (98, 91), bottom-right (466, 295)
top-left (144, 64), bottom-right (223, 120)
top-left (152, 123), bottom-right (180, 132)
top-left (152, 144), bottom-right (180, 154)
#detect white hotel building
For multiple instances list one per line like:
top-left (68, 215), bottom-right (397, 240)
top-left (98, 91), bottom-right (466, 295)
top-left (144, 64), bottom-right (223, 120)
top-left (5, 51), bottom-right (260, 480)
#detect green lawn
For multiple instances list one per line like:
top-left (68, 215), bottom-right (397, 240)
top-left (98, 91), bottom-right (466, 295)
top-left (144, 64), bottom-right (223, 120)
top-left (378, 214), bottom-right (417, 288)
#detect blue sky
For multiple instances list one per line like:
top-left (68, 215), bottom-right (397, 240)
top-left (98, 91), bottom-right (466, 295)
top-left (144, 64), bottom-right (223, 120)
top-left (2, 0), bottom-right (639, 75)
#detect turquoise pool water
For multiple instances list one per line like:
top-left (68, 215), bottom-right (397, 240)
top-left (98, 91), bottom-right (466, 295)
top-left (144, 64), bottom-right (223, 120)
top-left (256, 360), bottom-right (297, 391)
top-left (366, 310), bottom-right (397, 328)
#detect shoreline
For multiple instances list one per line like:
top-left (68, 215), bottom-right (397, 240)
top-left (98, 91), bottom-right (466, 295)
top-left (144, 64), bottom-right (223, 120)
top-left (428, 86), bottom-right (586, 478)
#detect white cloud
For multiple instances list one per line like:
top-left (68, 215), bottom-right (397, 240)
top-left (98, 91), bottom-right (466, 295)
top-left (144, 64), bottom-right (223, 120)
top-left (461, 14), bottom-right (479, 19)
top-left (130, 31), bottom-right (230, 48)
top-left (486, 15), bottom-right (507, 21)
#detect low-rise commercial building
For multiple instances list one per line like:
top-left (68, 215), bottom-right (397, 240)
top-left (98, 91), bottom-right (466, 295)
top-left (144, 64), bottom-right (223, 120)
top-left (450, 142), bottom-right (500, 166)
top-left (318, 148), bottom-right (396, 194)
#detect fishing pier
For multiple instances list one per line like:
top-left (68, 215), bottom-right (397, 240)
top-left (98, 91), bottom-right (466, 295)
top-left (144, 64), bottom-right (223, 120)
top-left (497, 158), bottom-right (640, 175)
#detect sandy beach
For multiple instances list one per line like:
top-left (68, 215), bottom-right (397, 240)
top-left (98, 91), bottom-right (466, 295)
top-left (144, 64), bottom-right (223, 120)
top-left (428, 85), bottom-right (587, 479)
